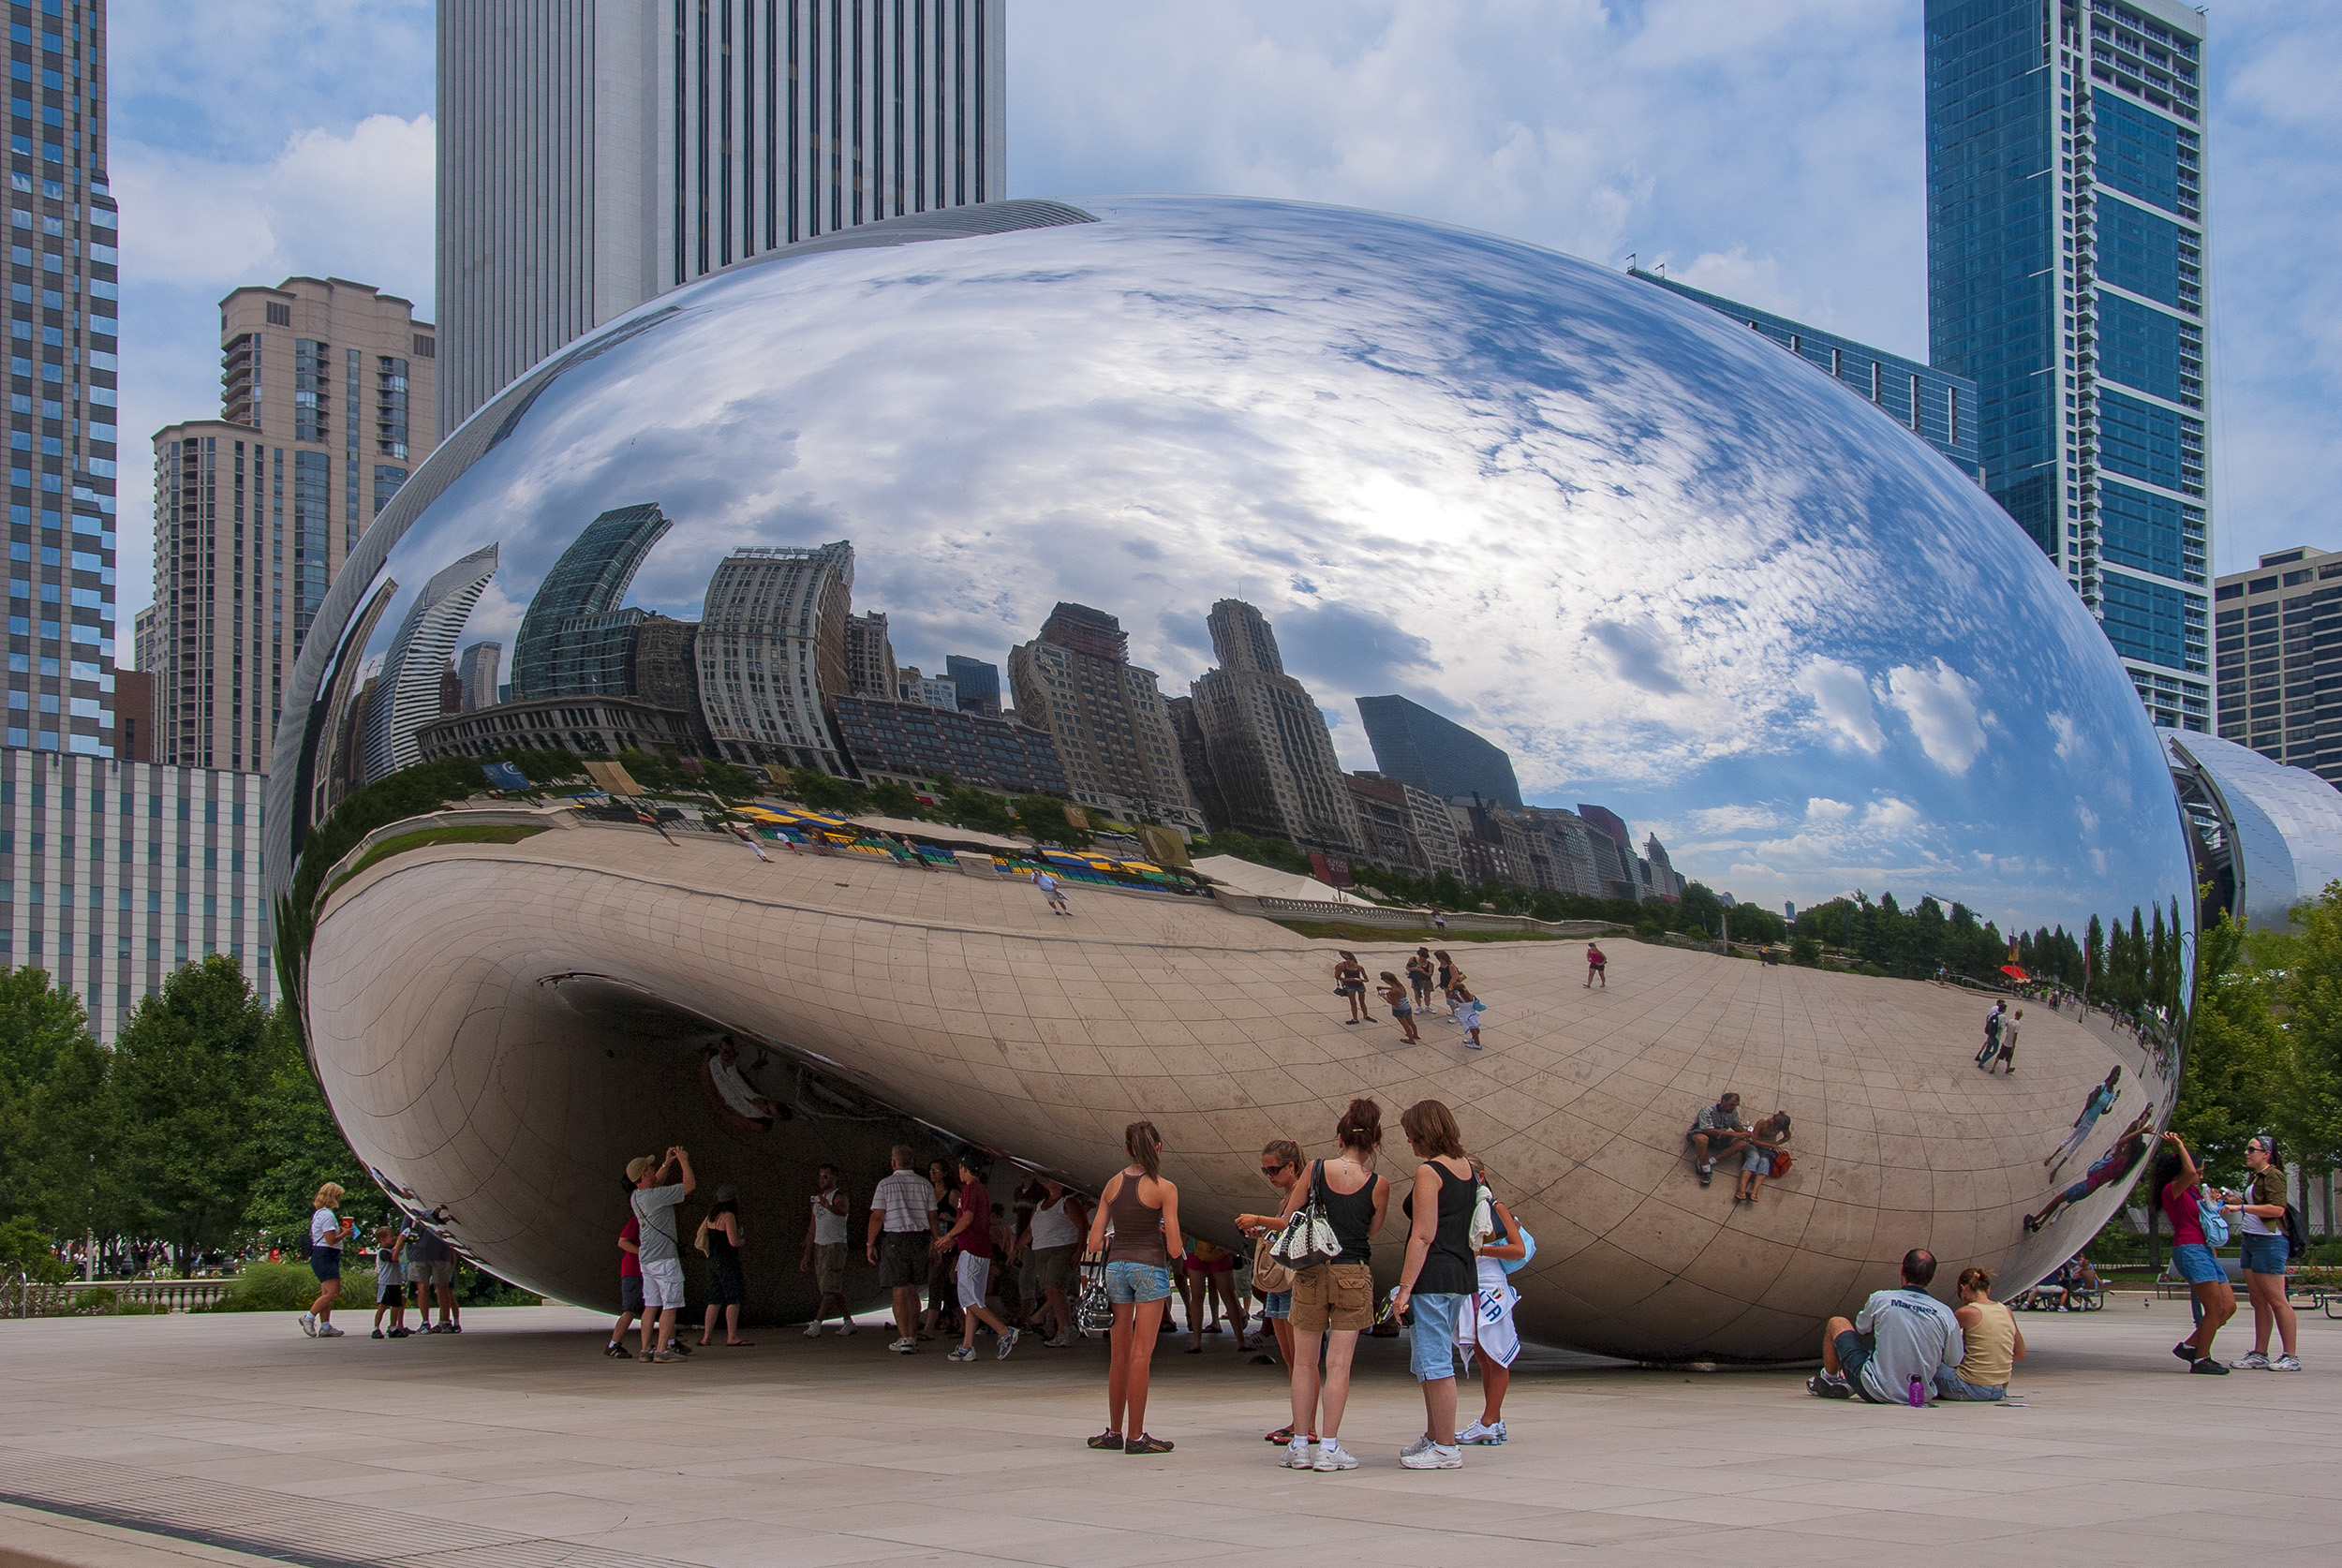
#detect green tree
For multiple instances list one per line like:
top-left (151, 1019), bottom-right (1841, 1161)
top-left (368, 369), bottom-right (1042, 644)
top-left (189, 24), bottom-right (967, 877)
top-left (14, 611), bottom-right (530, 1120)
top-left (2168, 912), bottom-right (2281, 1175)
top-left (242, 1006), bottom-right (377, 1255)
top-left (2271, 884), bottom-right (2342, 1177)
top-left (790, 766), bottom-right (865, 814)
top-left (110, 956), bottom-right (275, 1275)
top-left (1015, 793), bottom-right (1093, 850)
top-left (0, 968), bottom-right (117, 1243)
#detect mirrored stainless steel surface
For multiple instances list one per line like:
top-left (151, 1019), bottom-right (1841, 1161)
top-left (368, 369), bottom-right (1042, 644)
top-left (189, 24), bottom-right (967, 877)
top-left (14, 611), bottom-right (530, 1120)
top-left (284, 196), bottom-right (2193, 1359)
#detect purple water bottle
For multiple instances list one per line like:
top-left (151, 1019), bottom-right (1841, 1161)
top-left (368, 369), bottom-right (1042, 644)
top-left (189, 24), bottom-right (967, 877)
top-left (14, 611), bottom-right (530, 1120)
top-left (1907, 1375), bottom-right (1926, 1407)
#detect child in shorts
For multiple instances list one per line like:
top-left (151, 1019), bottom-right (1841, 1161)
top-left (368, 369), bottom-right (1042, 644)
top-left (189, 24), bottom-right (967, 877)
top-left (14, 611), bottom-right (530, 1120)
top-left (1452, 988), bottom-right (1485, 1050)
top-left (370, 1227), bottom-right (408, 1339)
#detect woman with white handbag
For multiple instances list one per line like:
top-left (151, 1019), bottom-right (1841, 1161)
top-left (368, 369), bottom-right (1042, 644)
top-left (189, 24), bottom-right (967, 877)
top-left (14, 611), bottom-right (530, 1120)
top-left (1270, 1099), bottom-right (1388, 1473)
top-left (1456, 1158), bottom-right (1530, 1446)
top-left (1236, 1139), bottom-right (1305, 1441)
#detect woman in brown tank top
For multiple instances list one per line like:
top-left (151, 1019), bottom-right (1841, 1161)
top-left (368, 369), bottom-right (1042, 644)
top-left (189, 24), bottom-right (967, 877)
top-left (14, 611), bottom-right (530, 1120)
top-left (1084, 1120), bottom-right (1183, 1456)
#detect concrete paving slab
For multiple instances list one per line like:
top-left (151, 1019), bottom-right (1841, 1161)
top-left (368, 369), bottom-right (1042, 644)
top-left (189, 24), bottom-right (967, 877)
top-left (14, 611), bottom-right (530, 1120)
top-left (0, 1300), bottom-right (2335, 1567)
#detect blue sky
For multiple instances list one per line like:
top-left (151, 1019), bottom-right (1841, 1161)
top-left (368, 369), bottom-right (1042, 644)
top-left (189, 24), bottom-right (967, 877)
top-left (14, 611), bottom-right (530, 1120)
top-left (111, 0), bottom-right (2342, 629)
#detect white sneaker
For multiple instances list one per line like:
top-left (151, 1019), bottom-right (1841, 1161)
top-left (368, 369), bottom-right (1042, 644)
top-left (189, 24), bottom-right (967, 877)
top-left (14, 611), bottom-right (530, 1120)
top-left (1458, 1419), bottom-right (1506, 1445)
top-left (298, 1313), bottom-right (317, 1338)
top-left (1312, 1442), bottom-right (1358, 1472)
top-left (1046, 1329), bottom-right (1074, 1348)
top-left (318, 1324), bottom-right (346, 1338)
top-left (889, 1338), bottom-right (917, 1354)
top-left (1400, 1442), bottom-right (1462, 1470)
top-left (996, 1327), bottom-right (1020, 1361)
top-left (947, 1346), bottom-right (976, 1362)
top-left (1400, 1433), bottom-right (1436, 1458)
top-left (804, 1323), bottom-right (824, 1339)
top-left (837, 1323), bottom-right (856, 1337)
top-left (2235, 1351), bottom-right (2271, 1370)
top-left (2274, 1354), bottom-right (2304, 1372)
top-left (1282, 1438), bottom-right (1312, 1469)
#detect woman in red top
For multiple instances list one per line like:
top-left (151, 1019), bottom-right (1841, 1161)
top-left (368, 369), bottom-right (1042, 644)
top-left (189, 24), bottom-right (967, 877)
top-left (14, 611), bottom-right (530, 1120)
top-left (2152, 1131), bottom-right (2235, 1373)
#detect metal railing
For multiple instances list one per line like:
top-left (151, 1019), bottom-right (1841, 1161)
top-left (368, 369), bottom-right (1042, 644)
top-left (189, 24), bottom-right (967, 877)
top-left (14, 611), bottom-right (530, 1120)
top-left (4, 1277), bottom-right (235, 1317)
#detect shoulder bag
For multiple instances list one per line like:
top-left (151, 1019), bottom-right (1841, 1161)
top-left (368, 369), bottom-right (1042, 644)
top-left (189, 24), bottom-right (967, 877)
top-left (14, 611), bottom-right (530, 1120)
top-left (1253, 1232), bottom-right (1294, 1294)
top-left (1075, 1251), bottom-right (1113, 1333)
top-left (2194, 1188), bottom-right (2231, 1249)
top-left (1269, 1160), bottom-right (1341, 1272)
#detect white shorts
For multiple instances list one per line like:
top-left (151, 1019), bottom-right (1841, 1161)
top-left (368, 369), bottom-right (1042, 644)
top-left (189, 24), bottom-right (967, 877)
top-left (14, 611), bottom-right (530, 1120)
top-left (641, 1258), bottom-right (687, 1311)
top-left (956, 1252), bottom-right (992, 1309)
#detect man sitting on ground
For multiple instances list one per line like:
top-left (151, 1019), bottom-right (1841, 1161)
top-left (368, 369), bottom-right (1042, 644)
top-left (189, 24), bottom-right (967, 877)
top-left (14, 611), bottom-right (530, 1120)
top-left (1686, 1092), bottom-right (1751, 1189)
top-left (1810, 1249), bottom-right (1964, 1404)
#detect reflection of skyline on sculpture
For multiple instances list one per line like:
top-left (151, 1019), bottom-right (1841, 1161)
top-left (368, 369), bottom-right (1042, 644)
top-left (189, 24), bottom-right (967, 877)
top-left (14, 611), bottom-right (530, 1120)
top-left (290, 195), bottom-right (2188, 935)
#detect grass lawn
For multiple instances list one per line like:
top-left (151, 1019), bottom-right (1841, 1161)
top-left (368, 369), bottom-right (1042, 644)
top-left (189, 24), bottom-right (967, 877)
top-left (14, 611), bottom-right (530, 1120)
top-left (1273, 919), bottom-right (1617, 944)
top-left (330, 822), bottom-right (548, 897)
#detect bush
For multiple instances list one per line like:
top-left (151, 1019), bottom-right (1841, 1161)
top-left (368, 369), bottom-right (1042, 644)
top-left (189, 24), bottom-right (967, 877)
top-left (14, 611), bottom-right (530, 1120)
top-left (0, 1215), bottom-right (69, 1283)
top-left (67, 1287), bottom-right (166, 1316)
top-left (205, 1258), bottom-right (374, 1313)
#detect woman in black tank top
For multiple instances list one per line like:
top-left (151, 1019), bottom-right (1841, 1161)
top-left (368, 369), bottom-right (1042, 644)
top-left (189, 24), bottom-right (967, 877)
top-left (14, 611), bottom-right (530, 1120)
top-left (1271, 1099), bottom-right (1388, 1472)
top-left (1393, 1099), bottom-right (1477, 1466)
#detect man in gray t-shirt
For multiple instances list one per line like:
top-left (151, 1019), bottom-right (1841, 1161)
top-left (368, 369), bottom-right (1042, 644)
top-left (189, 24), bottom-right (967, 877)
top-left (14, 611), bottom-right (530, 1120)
top-left (628, 1146), bottom-right (696, 1361)
top-left (1812, 1249), bottom-right (1964, 1404)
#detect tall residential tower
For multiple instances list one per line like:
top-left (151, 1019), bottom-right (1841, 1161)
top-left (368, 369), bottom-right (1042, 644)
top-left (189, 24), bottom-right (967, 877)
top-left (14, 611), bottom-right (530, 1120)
top-left (1926, 0), bottom-right (2211, 732)
top-left (437, 0), bottom-right (1007, 435)
top-left (149, 277), bottom-right (437, 772)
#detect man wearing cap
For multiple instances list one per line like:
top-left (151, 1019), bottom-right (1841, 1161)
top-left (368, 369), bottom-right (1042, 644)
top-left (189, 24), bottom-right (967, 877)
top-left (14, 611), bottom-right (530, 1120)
top-left (630, 1146), bottom-right (697, 1363)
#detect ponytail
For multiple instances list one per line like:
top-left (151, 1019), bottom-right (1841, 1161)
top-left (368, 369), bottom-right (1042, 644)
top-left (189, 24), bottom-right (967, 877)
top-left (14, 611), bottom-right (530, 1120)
top-left (1124, 1119), bottom-right (1163, 1181)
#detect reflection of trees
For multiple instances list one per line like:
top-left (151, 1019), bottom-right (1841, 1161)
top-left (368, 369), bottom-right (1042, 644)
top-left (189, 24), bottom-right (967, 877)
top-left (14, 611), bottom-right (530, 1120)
top-left (1788, 892), bottom-right (2187, 1007)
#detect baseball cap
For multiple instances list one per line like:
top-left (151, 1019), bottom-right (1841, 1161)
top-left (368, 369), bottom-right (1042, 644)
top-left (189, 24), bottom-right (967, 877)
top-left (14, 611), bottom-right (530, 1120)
top-left (625, 1155), bottom-right (655, 1182)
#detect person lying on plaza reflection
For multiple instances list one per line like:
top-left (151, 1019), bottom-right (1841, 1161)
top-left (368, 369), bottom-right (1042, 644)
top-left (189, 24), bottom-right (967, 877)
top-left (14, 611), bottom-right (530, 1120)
top-left (1685, 1092), bottom-right (1752, 1189)
top-left (2025, 1108), bottom-right (2157, 1234)
top-left (701, 1037), bottom-right (781, 1133)
top-left (1809, 1249), bottom-right (1963, 1404)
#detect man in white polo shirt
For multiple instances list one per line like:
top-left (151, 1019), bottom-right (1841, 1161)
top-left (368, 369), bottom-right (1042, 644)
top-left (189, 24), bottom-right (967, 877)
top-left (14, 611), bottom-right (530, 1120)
top-left (630, 1146), bottom-right (697, 1364)
top-left (866, 1145), bottom-right (935, 1354)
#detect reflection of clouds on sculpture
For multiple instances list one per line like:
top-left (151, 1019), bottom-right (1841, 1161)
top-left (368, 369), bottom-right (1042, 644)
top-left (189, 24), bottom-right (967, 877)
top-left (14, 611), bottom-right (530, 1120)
top-left (310, 194), bottom-right (2180, 925)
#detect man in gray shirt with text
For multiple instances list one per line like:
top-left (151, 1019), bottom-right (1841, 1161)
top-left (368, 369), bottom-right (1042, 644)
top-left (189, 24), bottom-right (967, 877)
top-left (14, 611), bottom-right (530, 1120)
top-left (1810, 1249), bottom-right (1964, 1404)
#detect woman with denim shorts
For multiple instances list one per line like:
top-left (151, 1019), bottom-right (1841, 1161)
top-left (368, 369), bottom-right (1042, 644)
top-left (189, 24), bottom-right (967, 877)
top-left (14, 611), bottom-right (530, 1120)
top-left (1084, 1120), bottom-right (1183, 1456)
top-left (1390, 1099), bottom-right (1477, 1471)
top-left (1236, 1139), bottom-right (1305, 1442)
top-left (2153, 1131), bottom-right (2235, 1373)
top-left (2225, 1135), bottom-right (2301, 1371)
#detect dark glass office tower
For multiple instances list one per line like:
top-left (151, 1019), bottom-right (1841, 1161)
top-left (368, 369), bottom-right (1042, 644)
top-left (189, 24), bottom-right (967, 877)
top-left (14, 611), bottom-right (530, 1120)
top-left (1355, 694), bottom-right (1521, 809)
top-left (944, 654), bottom-right (1001, 715)
top-left (1926, 0), bottom-right (2210, 732)
top-left (509, 502), bottom-right (670, 700)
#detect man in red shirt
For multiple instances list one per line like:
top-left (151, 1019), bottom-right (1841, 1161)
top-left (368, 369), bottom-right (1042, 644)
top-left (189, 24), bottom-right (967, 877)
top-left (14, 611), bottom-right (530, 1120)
top-left (934, 1154), bottom-right (1019, 1362)
top-left (608, 1211), bottom-right (643, 1358)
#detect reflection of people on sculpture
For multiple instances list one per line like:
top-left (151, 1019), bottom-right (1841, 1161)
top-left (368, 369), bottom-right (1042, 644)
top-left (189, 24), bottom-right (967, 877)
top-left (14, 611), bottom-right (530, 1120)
top-left (1733, 1113), bottom-right (1791, 1204)
top-left (1973, 1000), bottom-right (2007, 1068)
top-left (1991, 1008), bottom-right (2023, 1072)
top-left (700, 1037), bottom-right (781, 1132)
top-left (2153, 1131), bottom-right (2236, 1374)
top-left (2025, 1110), bottom-right (2156, 1233)
top-left (2045, 1067), bottom-right (2122, 1175)
top-left (1809, 1249), bottom-right (1963, 1403)
top-left (1685, 1093), bottom-right (1751, 1188)
top-left (1333, 952), bottom-right (1370, 1025)
top-left (1584, 943), bottom-right (1607, 988)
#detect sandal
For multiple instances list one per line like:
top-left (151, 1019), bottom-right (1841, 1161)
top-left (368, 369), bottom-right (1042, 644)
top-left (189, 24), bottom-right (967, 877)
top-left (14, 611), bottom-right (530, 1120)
top-left (1125, 1434), bottom-right (1174, 1456)
top-left (1087, 1430), bottom-right (1125, 1451)
top-left (1264, 1426), bottom-right (1295, 1444)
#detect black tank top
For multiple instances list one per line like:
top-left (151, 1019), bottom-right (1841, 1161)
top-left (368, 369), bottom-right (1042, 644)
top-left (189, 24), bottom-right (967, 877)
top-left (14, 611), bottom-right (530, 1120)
top-left (1106, 1173), bottom-right (1167, 1266)
top-left (1400, 1162), bottom-right (1476, 1295)
top-left (1316, 1160), bottom-right (1378, 1265)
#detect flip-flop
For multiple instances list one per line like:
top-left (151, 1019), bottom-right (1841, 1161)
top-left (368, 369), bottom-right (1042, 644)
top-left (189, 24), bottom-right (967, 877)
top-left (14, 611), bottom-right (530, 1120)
top-left (726, 1340), bottom-right (757, 1347)
top-left (1265, 1427), bottom-right (1295, 1443)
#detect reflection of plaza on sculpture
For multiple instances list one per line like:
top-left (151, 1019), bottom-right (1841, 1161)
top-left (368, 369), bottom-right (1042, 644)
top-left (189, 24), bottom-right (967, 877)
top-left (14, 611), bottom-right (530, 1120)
top-left (286, 196), bottom-right (2199, 1360)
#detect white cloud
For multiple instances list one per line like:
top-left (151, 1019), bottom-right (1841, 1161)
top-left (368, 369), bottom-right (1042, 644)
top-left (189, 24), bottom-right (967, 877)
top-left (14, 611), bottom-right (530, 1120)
top-left (1880, 658), bottom-right (1988, 774)
top-left (116, 114), bottom-right (435, 299)
top-left (1793, 658), bottom-right (1887, 753)
top-left (1863, 796), bottom-right (1920, 833)
top-left (1805, 797), bottom-right (1853, 821)
top-left (1688, 804), bottom-right (1780, 833)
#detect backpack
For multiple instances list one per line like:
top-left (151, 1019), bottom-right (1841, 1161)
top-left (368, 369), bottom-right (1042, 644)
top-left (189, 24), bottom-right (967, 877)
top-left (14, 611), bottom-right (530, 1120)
top-left (1984, 1012), bottom-right (2001, 1042)
top-left (2194, 1191), bottom-right (2231, 1249)
top-left (2282, 1202), bottom-right (2308, 1261)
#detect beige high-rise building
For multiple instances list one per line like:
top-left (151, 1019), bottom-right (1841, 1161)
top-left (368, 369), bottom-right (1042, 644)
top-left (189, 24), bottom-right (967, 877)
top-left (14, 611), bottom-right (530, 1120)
top-left (1007, 602), bottom-right (1200, 833)
top-left (149, 277), bottom-right (438, 772)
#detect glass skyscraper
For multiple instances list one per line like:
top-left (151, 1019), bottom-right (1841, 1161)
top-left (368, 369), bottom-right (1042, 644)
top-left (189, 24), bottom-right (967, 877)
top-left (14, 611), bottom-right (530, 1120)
top-left (1926, 0), bottom-right (2210, 732)
top-left (1355, 694), bottom-right (1521, 810)
top-left (6, 2), bottom-right (115, 756)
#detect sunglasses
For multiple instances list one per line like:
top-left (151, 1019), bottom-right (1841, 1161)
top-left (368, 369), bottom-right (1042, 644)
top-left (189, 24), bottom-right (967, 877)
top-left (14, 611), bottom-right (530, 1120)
top-left (1260, 1162), bottom-right (1291, 1176)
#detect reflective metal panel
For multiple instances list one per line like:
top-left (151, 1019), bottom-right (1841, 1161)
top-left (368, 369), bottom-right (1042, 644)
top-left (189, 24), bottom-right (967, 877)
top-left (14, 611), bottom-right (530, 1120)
top-left (285, 196), bottom-right (2194, 1360)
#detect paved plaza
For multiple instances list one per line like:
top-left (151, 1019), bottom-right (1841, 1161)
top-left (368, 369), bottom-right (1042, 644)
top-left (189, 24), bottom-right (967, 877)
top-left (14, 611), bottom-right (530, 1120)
top-left (2, 1299), bottom-right (2336, 1568)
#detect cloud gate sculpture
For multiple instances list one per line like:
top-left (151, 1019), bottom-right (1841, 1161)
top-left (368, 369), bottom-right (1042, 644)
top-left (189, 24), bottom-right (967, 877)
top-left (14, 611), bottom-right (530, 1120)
top-left (272, 195), bottom-right (2194, 1362)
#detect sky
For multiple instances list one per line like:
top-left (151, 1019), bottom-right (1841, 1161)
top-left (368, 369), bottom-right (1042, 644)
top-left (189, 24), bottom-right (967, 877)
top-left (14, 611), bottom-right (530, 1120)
top-left (111, 0), bottom-right (2342, 630)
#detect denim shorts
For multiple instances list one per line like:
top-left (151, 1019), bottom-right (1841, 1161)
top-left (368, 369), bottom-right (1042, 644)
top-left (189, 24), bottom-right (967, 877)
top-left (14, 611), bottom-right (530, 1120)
top-left (1104, 1259), bottom-right (1172, 1305)
top-left (2170, 1241), bottom-right (2225, 1286)
top-left (1260, 1289), bottom-right (1292, 1320)
top-left (1407, 1292), bottom-right (1468, 1382)
top-left (2239, 1233), bottom-right (2289, 1277)
top-left (1934, 1364), bottom-right (2007, 1401)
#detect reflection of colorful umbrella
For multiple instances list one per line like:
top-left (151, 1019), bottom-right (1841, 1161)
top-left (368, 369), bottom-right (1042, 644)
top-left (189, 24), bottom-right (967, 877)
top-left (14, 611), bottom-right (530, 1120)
top-left (2000, 964), bottom-right (2029, 982)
